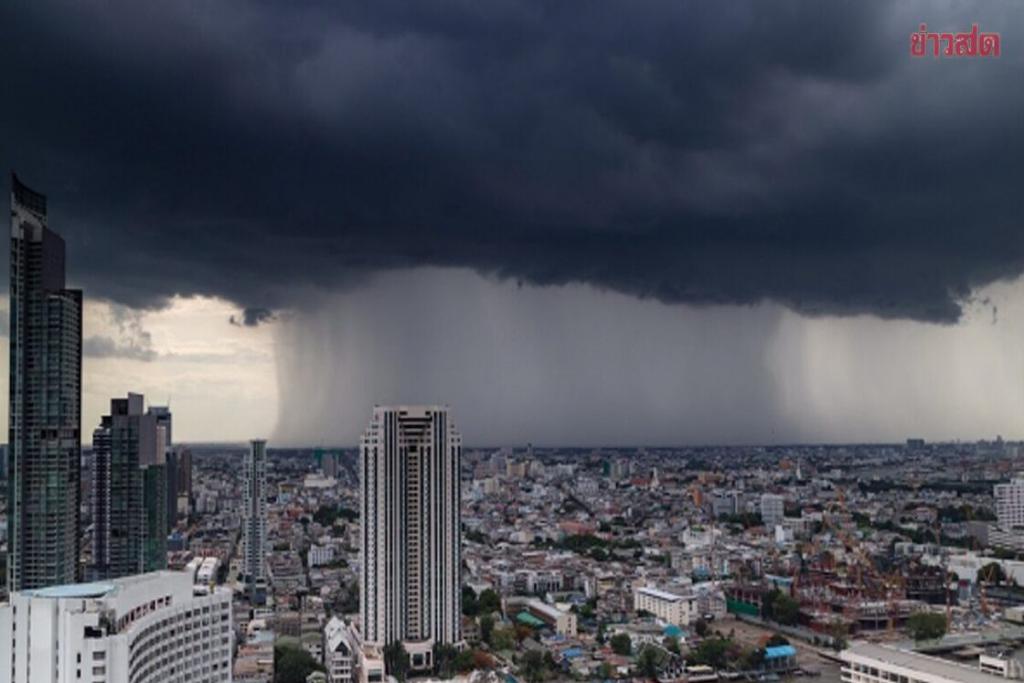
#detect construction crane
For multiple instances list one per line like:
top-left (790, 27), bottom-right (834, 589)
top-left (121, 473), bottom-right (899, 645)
top-left (979, 561), bottom-right (1001, 617)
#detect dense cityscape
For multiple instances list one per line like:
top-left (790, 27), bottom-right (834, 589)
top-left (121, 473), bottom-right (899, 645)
top-left (6, 176), bottom-right (1024, 683)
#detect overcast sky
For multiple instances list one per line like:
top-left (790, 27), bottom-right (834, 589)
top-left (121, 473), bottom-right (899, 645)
top-left (2, 0), bottom-right (1023, 445)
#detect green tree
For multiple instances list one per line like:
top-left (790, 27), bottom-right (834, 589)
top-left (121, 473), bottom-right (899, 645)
top-left (274, 642), bottom-right (325, 683)
top-left (383, 641), bottom-right (410, 682)
top-left (313, 505), bottom-right (339, 526)
top-left (772, 594), bottom-right (800, 626)
top-left (598, 662), bottom-right (614, 680)
top-left (433, 643), bottom-right (459, 679)
top-left (689, 637), bottom-right (731, 669)
top-left (479, 589), bottom-right (502, 615)
top-left (332, 580), bottom-right (360, 614)
top-left (479, 614), bottom-right (495, 645)
top-left (519, 650), bottom-right (547, 683)
top-left (610, 633), bottom-right (632, 656)
top-left (761, 589), bottom-right (783, 620)
top-left (742, 648), bottom-right (765, 671)
top-left (454, 650), bottom-right (476, 673)
top-left (491, 625), bottom-right (516, 651)
top-left (694, 618), bottom-right (710, 638)
top-left (636, 645), bottom-right (664, 679)
top-left (906, 612), bottom-right (947, 642)
top-left (462, 585), bottom-right (480, 616)
top-left (662, 636), bottom-right (679, 654)
top-left (978, 562), bottom-right (1007, 584)
top-left (828, 621), bottom-right (848, 652)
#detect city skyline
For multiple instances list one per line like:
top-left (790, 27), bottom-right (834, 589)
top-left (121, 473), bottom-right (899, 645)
top-left (1, 1), bottom-right (1024, 446)
top-left (5, 3), bottom-right (1024, 683)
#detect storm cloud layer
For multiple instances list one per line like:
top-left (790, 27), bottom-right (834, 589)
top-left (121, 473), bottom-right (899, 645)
top-left (2, 0), bottom-right (1023, 322)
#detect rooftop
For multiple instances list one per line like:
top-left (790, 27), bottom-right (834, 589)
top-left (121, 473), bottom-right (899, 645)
top-left (636, 586), bottom-right (692, 602)
top-left (26, 582), bottom-right (115, 599)
top-left (842, 642), bottom-right (1008, 683)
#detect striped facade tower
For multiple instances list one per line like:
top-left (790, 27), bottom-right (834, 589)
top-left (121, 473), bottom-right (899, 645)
top-left (242, 439), bottom-right (269, 604)
top-left (360, 406), bottom-right (462, 669)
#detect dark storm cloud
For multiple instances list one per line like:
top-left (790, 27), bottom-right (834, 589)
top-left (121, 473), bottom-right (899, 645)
top-left (230, 307), bottom-right (276, 327)
top-left (1, 0), bottom-right (1022, 322)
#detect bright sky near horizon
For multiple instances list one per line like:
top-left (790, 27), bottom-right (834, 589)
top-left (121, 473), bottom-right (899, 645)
top-left (0, 268), bottom-right (1020, 448)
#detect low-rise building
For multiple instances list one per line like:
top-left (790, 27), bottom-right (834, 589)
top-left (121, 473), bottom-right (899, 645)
top-left (505, 596), bottom-right (578, 636)
top-left (0, 570), bottom-right (233, 683)
top-left (841, 642), bottom-right (1007, 683)
top-left (633, 586), bottom-right (697, 626)
top-left (324, 617), bottom-right (356, 683)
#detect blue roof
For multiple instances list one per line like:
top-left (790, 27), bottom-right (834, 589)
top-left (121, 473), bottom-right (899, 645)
top-left (764, 645), bottom-right (796, 659)
top-left (562, 648), bottom-right (584, 659)
top-left (28, 582), bottom-right (115, 599)
top-left (663, 625), bottom-right (683, 638)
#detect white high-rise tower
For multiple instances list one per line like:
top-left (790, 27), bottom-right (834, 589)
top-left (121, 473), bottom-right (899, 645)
top-left (242, 439), bottom-right (268, 604)
top-left (360, 406), bottom-right (462, 668)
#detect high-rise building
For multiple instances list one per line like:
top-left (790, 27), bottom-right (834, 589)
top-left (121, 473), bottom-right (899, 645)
top-left (995, 478), bottom-right (1024, 529)
top-left (323, 450), bottom-right (339, 479)
top-left (142, 462), bottom-right (167, 572)
top-left (0, 570), bottom-right (233, 683)
top-left (7, 173), bottom-right (83, 591)
top-left (360, 406), bottom-right (462, 669)
top-left (91, 393), bottom-right (167, 579)
top-left (242, 439), bottom-right (269, 604)
top-left (170, 445), bottom-right (194, 520)
top-left (147, 405), bottom-right (176, 532)
top-left (760, 493), bottom-right (785, 528)
top-left (177, 445), bottom-right (193, 498)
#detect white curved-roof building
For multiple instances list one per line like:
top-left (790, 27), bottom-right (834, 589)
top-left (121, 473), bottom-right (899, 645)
top-left (0, 570), bottom-right (233, 683)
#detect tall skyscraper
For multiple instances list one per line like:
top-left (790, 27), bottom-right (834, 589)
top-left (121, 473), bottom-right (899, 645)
top-left (177, 445), bottom-right (193, 497)
top-left (142, 461), bottom-right (168, 571)
top-left (147, 405), bottom-right (176, 531)
top-left (91, 393), bottom-right (167, 579)
top-left (7, 174), bottom-right (83, 591)
top-left (360, 406), bottom-right (462, 668)
top-left (242, 439), bottom-right (268, 604)
top-left (174, 445), bottom-right (194, 518)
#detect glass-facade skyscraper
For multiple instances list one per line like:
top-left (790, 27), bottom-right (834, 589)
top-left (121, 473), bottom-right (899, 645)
top-left (90, 393), bottom-right (167, 579)
top-left (146, 405), bottom-right (176, 532)
top-left (7, 174), bottom-right (83, 591)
